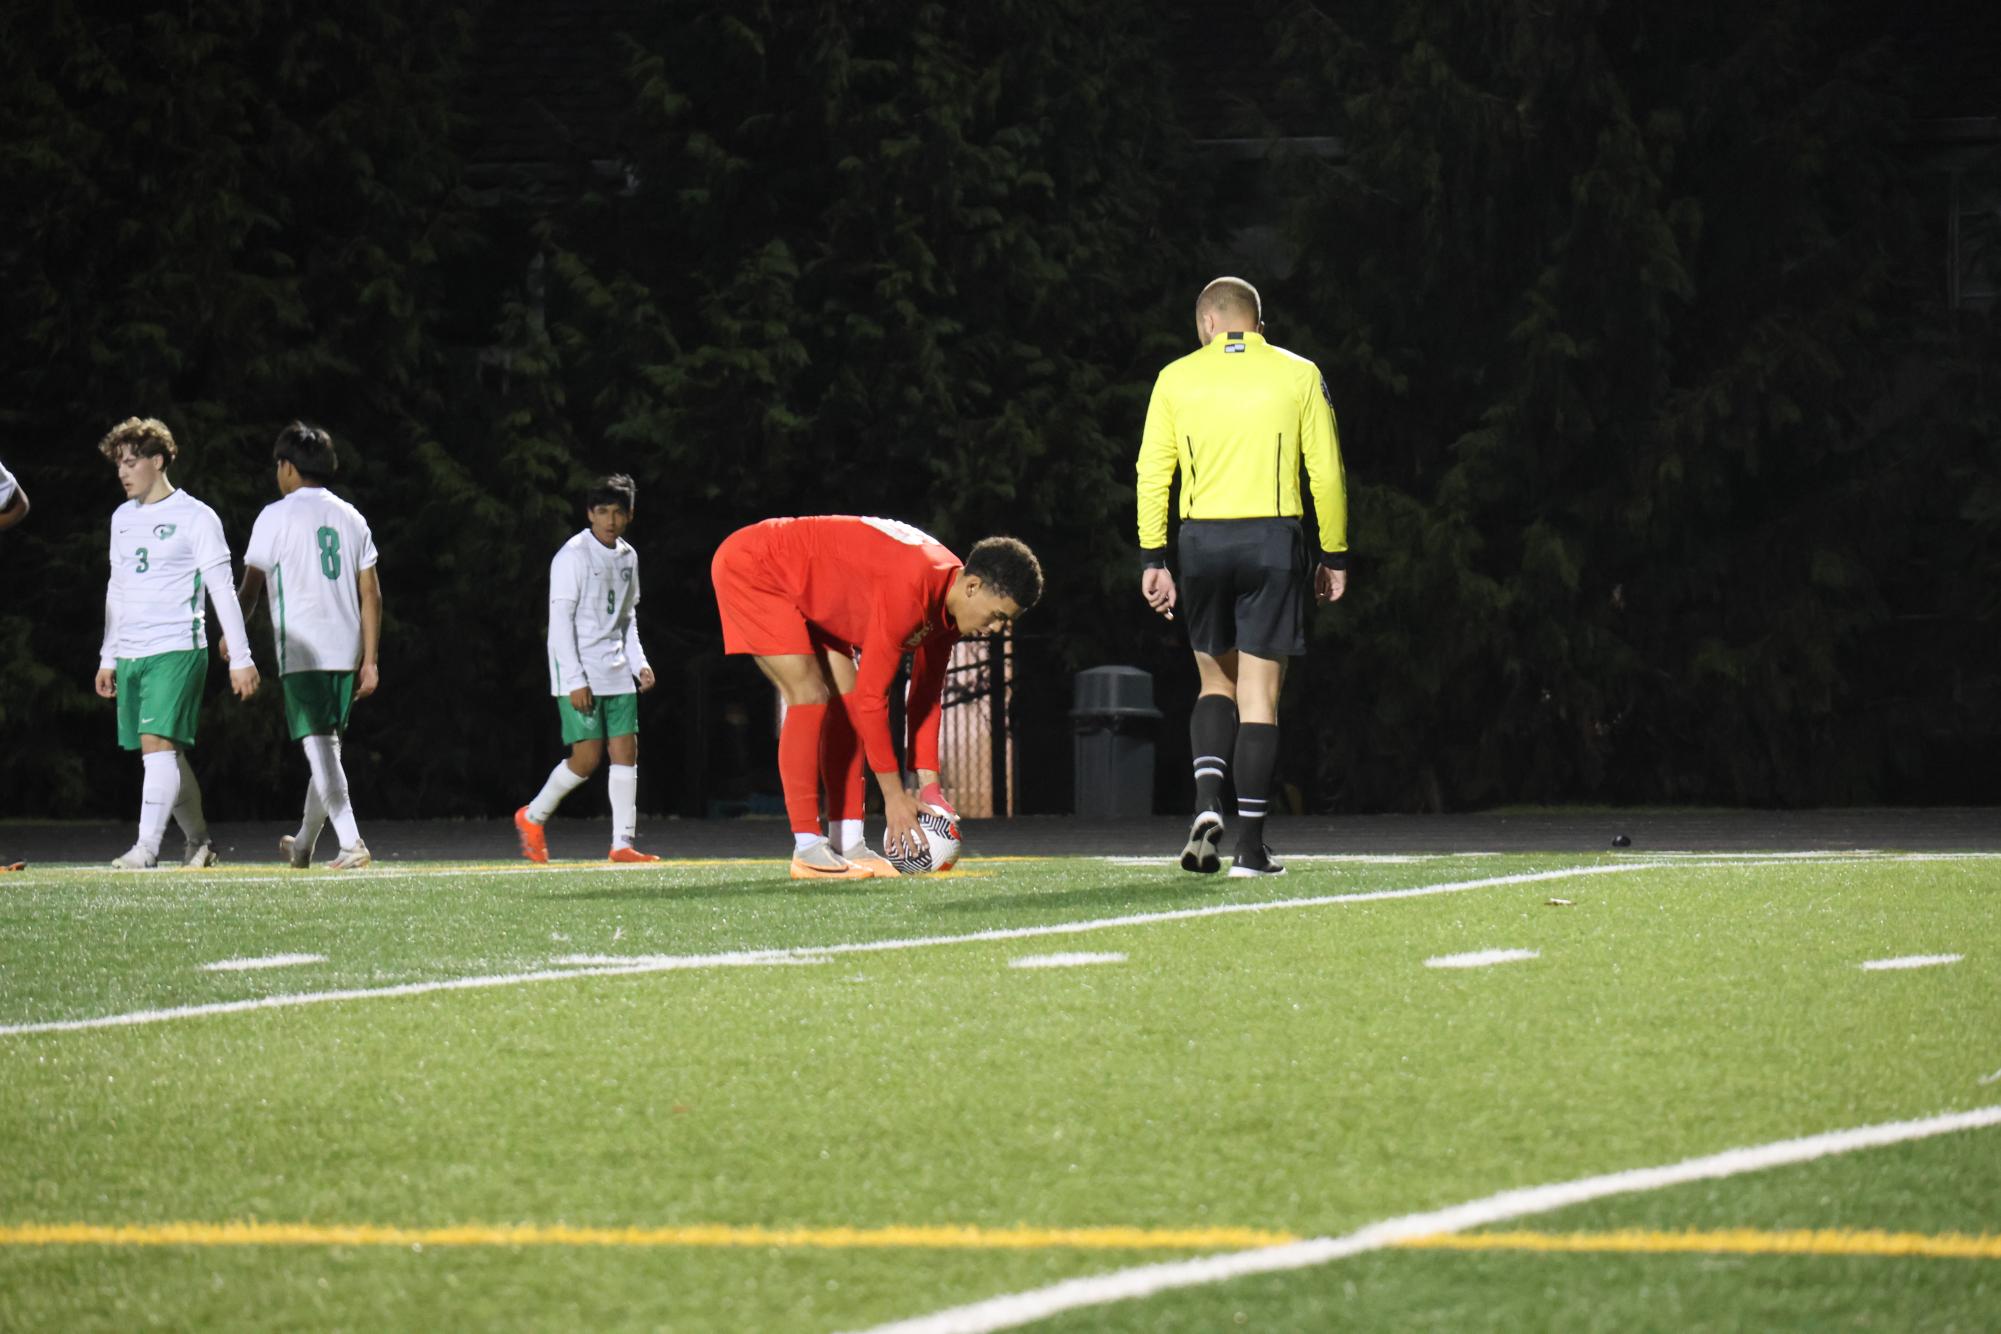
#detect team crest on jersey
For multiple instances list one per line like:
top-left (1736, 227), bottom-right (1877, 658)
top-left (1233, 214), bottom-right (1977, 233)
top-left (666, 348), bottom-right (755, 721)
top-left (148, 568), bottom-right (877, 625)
top-left (152, 523), bottom-right (177, 539)
top-left (903, 625), bottom-right (931, 649)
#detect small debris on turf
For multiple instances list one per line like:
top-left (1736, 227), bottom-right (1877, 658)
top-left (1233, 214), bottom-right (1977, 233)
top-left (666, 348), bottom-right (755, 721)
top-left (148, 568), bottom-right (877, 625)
top-left (1546, 897), bottom-right (1574, 907)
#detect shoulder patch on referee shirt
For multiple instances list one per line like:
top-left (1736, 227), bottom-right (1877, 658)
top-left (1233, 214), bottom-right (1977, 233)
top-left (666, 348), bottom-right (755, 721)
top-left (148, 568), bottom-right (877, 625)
top-left (1319, 374), bottom-right (1333, 406)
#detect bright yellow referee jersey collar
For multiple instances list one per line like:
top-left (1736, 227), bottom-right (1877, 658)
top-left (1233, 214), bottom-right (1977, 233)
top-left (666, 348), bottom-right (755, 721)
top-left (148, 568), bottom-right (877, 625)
top-left (1206, 329), bottom-right (1267, 350)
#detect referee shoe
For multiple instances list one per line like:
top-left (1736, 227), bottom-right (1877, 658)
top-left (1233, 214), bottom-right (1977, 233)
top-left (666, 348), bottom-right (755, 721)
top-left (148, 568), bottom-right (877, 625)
top-left (1227, 843), bottom-right (1287, 878)
top-left (1180, 810), bottom-right (1226, 874)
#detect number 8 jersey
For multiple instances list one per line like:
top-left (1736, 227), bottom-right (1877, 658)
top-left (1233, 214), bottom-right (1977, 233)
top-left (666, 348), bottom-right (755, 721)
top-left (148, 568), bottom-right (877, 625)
top-left (243, 486), bottom-right (379, 674)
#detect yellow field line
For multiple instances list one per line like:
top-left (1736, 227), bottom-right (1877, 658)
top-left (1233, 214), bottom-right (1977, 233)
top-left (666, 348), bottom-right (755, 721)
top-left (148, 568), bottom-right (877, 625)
top-left (0, 1221), bottom-right (1293, 1251)
top-left (1396, 1228), bottom-right (2001, 1260)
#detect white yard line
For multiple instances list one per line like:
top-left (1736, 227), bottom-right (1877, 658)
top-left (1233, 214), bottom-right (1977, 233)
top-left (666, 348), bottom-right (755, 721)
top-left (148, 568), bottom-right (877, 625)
top-left (1860, 954), bottom-right (1964, 971)
top-left (200, 954), bottom-right (326, 973)
top-left (1009, 953), bottom-right (1127, 969)
top-left (849, 1104), bottom-right (2001, 1334)
top-left (0, 864), bottom-right (1656, 1037)
top-left (1425, 948), bottom-right (1539, 970)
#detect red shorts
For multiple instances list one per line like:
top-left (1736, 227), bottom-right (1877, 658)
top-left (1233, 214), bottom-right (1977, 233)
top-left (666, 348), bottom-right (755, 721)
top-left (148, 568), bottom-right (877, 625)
top-left (712, 526), bottom-right (815, 656)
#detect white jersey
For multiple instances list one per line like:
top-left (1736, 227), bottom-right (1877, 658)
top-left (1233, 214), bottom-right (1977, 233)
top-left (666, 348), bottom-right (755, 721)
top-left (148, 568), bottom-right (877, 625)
top-left (243, 486), bottom-right (379, 674)
top-left (99, 488), bottom-right (254, 668)
top-left (547, 529), bottom-right (648, 696)
top-left (0, 459), bottom-right (16, 510)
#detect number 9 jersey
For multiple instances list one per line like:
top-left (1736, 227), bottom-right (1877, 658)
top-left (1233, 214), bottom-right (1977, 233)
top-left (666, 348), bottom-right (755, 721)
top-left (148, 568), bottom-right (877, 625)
top-left (243, 487), bottom-right (379, 675)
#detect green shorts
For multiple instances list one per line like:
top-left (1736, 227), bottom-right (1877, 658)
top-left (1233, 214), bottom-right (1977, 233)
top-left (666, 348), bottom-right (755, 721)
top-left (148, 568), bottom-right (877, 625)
top-left (559, 692), bottom-right (639, 745)
top-left (115, 649), bottom-right (208, 750)
top-left (282, 671), bottom-right (356, 740)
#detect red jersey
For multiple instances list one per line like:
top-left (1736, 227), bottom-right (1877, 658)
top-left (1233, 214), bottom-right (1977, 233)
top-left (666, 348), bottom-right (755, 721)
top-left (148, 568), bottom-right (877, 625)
top-left (715, 515), bottom-right (962, 776)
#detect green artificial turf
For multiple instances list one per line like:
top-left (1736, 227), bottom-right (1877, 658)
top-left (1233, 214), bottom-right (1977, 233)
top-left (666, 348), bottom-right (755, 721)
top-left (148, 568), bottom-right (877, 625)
top-left (0, 851), bottom-right (1995, 1330)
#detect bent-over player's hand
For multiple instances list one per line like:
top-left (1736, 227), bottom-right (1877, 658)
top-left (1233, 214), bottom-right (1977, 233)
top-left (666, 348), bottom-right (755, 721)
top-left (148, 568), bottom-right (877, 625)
top-left (355, 662), bottom-right (380, 701)
top-left (881, 786), bottom-right (924, 860)
top-left (1315, 566), bottom-right (1348, 604)
top-left (94, 668), bottom-right (117, 699)
top-left (569, 685), bottom-right (594, 713)
top-left (1142, 567), bottom-right (1177, 620)
top-left (229, 665), bottom-right (260, 700)
top-left (636, 667), bottom-right (657, 693)
top-left (917, 778), bottom-right (957, 820)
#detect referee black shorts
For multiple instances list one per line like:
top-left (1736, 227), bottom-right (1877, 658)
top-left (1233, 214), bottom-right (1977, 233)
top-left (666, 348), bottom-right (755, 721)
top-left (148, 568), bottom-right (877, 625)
top-left (1177, 517), bottom-right (1310, 659)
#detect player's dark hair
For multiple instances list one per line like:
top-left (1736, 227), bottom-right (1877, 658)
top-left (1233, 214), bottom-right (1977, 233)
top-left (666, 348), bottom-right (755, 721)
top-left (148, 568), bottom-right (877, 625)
top-left (273, 421), bottom-right (338, 483)
top-left (964, 536), bottom-right (1043, 611)
top-left (97, 417), bottom-right (177, 465)
top-left (586, 473), bottom-right (637, 512)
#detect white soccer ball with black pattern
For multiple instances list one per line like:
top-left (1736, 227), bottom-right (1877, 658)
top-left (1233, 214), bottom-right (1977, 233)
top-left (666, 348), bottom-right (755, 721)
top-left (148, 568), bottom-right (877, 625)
top-left (883, 806), bottom-right (961, 874)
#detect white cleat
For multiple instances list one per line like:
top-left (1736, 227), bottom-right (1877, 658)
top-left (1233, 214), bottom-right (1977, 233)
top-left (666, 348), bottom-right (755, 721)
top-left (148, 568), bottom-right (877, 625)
top-left (182, 839), bottom-right (219, 868)
top-left (111, 846), bottom-right (159, 871)
top-left (327, 841), bottom-right (373, 871)
top-left (278, 834), bottom-right (316, 869)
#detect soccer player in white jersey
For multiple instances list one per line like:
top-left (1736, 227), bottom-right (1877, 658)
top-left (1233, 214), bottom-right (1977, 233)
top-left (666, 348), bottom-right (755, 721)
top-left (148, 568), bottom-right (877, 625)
top-left (93, 418), bottom-right (261, 869)
top-left (514, 474), bottom-right (660, 863)
top-left (236, 423), bottom-right (382, 870)
top-left (0, 456), bottom-right (28, 530)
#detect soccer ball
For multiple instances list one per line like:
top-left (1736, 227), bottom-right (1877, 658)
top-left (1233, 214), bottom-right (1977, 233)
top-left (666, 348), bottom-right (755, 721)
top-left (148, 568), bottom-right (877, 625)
top-left (883, 806), bottom-right (962, 874)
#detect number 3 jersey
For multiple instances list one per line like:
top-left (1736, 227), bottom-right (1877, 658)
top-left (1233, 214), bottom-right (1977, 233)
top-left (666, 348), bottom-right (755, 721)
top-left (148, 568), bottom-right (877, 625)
top-left (100, 489), bottom-right (253, 668)
top-left (547, 529), bottom-right (649, 696)
top-left (243, 486), bottom-right (379, 674)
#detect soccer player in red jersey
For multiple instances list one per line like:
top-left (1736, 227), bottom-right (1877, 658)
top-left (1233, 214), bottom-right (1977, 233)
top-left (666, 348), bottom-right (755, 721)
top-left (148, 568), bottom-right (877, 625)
top-left (711, 516), bottom-right (1043, 879)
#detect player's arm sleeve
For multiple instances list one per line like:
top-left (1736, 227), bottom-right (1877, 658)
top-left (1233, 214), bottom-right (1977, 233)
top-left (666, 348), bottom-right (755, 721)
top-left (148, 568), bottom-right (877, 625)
top-left (547, 550), bottom-right (586, 693)
top-left (1301, 370), bottom-right (1349, 568)
top-left (623, 565), bottom-right (650, 675)
top-left (202, 557), bottom-right (255, 668)
top-left (194, 514), bottom-right (254, 667)
top-left (903, 631), bottom-right (955, 774)
top-left (242, 511), bottom-right (273, 572)
top-left (623, 611), bottom-right (649, 678)
top-left (99, 594), bottom-right (118, 671)
top-left (1135, 375), bottom-right (1178, 562)
top-left (844, 608), bottom-right (913, 779)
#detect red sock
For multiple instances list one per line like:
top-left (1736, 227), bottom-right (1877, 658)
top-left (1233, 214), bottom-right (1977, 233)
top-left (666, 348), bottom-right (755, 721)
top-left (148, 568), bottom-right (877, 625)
top-left (779, 701), bottom-right (828, 834)
top-left (820, 697), bottom-right (866, 822)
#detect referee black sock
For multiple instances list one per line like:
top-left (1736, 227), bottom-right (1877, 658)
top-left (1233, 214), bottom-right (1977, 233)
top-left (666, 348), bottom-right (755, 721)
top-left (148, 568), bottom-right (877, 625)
top-left (1190, 694), bottom-right (1238, 815)
top-left (1232, 722), bottom-right (1280, 855)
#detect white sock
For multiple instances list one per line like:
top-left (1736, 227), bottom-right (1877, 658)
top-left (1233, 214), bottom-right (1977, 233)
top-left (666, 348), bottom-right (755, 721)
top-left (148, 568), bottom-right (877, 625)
top-left (170, 751), bottom-right (207, 844)
top-left (527, 760), bottom-right (589, 823)
top-left (296, 769), bottom-right (328, 854)
top-left (138, 751), bottom-right (180, 858)
top-left (794, 830), bottom-right (827, 853)
top-left (835, 818), bottom-right (865, 855)
top-left (303, 734), bottom-right (361, 850)
top-left (608, 764), bottom-right (638, 849)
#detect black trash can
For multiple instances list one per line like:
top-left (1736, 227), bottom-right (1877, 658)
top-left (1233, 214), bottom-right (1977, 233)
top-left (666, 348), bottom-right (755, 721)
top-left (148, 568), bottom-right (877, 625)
top-left (1071, 666), bottom-right (1164, 818)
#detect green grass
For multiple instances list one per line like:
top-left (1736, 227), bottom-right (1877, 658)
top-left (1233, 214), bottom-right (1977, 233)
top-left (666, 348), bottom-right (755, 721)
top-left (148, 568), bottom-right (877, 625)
top-left (0, 851), bottom-right (1996, 1330)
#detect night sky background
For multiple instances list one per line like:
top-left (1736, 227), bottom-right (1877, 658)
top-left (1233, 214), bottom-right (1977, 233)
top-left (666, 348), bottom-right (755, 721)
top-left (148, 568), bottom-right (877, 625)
top-left (1, 0), bottom-right (1996, 821)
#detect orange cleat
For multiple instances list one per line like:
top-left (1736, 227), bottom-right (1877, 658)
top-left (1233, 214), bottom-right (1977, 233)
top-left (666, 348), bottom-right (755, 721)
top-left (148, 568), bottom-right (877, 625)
top-left (608, 846), bottom-right (661, 863)
top-left (840, 848), bottom-right (901, 878)
top-left (789, 839), bottom-right (870, 881)
top-left (514, 806), bottom-right (549, 864)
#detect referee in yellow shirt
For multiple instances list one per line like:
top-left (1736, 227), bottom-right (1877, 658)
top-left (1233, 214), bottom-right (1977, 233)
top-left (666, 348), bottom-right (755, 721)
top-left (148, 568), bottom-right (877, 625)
top-left (1136, 277), bottom-right (1348, 876)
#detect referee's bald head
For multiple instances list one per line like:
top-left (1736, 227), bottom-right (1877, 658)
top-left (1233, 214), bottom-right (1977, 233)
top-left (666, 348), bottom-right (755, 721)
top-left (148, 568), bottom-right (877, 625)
top-left (1195, 277), bottom-right (1262, 343)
